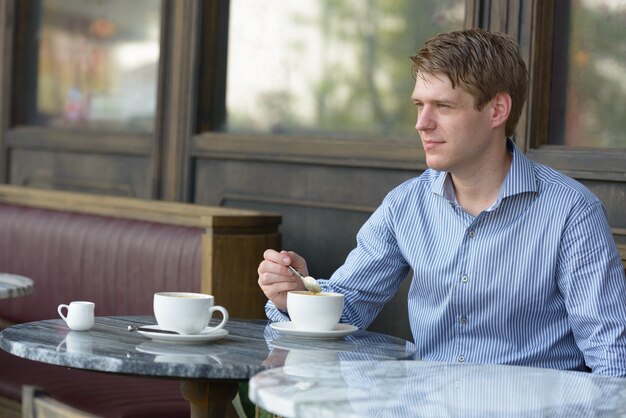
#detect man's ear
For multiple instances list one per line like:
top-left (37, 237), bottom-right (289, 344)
top-left (490, 92), bottom-right (512, 130)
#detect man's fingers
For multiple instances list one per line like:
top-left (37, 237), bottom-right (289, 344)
top-left (258, 260), bottom-right (294, 280)
top-left (263, 249), bottom-right (291, 265)
top-left (259, 278), bottom-right (299, 300)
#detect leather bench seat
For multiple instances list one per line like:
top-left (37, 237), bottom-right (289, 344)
top-left (0, 350), bottom-right (189, 417)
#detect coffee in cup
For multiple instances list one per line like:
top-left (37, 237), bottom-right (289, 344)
top-left (287, 291), bottom-right (344, 332)
top-left (153, 292), bottom-right (229, 335)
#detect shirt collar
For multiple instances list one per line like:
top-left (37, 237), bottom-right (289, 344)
top-left (431, 138), bottom-right (538, 206)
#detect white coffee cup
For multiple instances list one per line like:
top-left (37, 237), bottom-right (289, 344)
top-left (57, 301), bottom-right (95, 331)
top-left (153, 292), bottom-right (229, 335)
top-left (287, 291), bottom-right (344, 332)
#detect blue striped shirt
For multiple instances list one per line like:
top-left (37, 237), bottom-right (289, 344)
top-left (266, 140), bottom-right (626, 376)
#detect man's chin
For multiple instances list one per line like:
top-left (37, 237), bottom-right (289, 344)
top-left (424, 156), bottom-right (447, 171)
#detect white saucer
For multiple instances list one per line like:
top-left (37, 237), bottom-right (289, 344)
top-left (270, 322), bottom-right (358, 339)
top-left (137, 325), bottom-right (228, 343)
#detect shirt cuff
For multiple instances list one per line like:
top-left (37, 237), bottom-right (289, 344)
top-left (264, 300), bottom-right (290, 322)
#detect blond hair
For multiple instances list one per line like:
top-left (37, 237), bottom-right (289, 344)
top-left (410, 28), bottom-right (529, 137)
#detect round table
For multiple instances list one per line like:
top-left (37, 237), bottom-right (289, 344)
top-left (0, 273), bottom-right (33, 299)
top-left (250, 360), bottom-right (626, 417)
top-left (0, 316), bottom-right (415, 418)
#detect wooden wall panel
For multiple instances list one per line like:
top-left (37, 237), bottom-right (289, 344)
top-left (577, 181), bottom-right (626, 230)
top-left (9, 149), bottom-right (151, 198)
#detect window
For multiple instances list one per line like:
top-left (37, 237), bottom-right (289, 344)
top-left (549, 0), bottom-right (626, 148)
top-left (221, 0), bottom-right (465, 140)
top-left (15, 0), bottom-right (161, 133)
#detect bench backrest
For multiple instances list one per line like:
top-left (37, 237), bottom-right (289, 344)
top-left (0, 185), bottom-right (281, 324)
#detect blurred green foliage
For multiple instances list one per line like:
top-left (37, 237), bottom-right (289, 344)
top-left (226, 0), bottom-right (464, 139)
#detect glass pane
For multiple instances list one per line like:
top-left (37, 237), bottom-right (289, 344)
top-left (225, 0), bottom-right (465, 139)
top-left (31, 0), bottom-right (161, 132)
top-left (549, 0), bottom-right (626, 148)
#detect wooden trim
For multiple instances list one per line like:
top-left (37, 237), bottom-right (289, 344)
top-left (465, 0), bottom-right (480, 28)
top-left (489, 0), bottom-right (511, 33)
top-left (16, 176), bottom-right (137, 197)
top-left (151, 0), bottom-right (170, 199)
top-left (204, 232), bottom-right (280, 317)
top-left (514, 0), bottom-right (534, 152)
top-left (0, 184), bottom-right (281, 231)
top-left (195, 0), bottom-right (229, 134)
top-left (526, 147), bottom-right (626, 182)
top-left (5, 127), bottom-right (153, 156)
top-left (192, 132), bottom-right (427, 171)
top-left (0, 396), bottom-right (20, 418)
top-left (9, 0), bottom-right (37, 128)
top-left (0, 1), bottom-right (15, 184)
top-left (201, 234), bottom-right (214, 295)
top-left (0, 317), bottom-right (16, 330)
top-left (525, 0), bottom-right (554, 152)
top-left (22, 386), bottom-right (100, 418)
top-left (160, 0), bottom-right (202, 202)
top-left (222, 193), bottom-right (377, 214)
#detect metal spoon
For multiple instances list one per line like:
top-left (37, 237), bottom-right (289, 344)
top-left (288, 265), bottom-right (321, 294)
top-left (127, 325), bottom-right (179, 335)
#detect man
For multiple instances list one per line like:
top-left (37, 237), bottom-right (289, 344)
top-left (257, 28), bottom-right (626, 376)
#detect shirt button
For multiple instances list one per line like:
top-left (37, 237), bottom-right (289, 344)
top-left (468, 230), bottom-right (476, 238)
top-left (461, 275), bottom-right (469, 284)
top-left (457, 355), bottom-right (465, 363)
top-left (460, 315), bottom-right (468, 324)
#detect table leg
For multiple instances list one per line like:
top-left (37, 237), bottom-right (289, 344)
top-left (180, 380), bottom-right (239, 418)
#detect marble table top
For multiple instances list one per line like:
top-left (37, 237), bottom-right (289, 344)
top-left (0, 273), bottom-right (33, 299)
top-left (0, 316), bottom-right (416, 381)
top-left (249, 360), bottom-right (626, 417)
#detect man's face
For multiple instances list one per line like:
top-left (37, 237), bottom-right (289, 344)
top-left (411, 72), bottom-right (498, 177)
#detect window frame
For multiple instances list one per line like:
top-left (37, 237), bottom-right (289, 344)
top-left (523, 0), bottom-right (626, 183)
top-left (191, 0), bottom-right (477, 173)
top-left (0, 0), bottom-right (171, 196)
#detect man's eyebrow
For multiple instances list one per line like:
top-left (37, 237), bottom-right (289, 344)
top-left (411, 98), bottom-right (456, 104)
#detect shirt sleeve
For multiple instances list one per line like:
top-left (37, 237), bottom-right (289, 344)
top-left (320, 199), bottom-right (411, 330)
top-left (264, 195), bottom-right (411, 330)
top-left (264, 300), bottom-right (290, 322)
top-left (558, 201), bottom-right (626, 376)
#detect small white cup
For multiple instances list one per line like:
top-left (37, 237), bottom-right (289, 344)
top-left (153, 292), bottom-right (229, 335)
top-left (287, 291), bottom-right (344, 332)
top-left (57, 301), bottom-right (95, 331)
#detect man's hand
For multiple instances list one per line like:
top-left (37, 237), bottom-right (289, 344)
top-left (257, 249), bottom-right (308, 311)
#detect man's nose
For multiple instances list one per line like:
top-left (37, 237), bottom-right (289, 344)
top-left (415, 107), bottom-right (435, 131)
